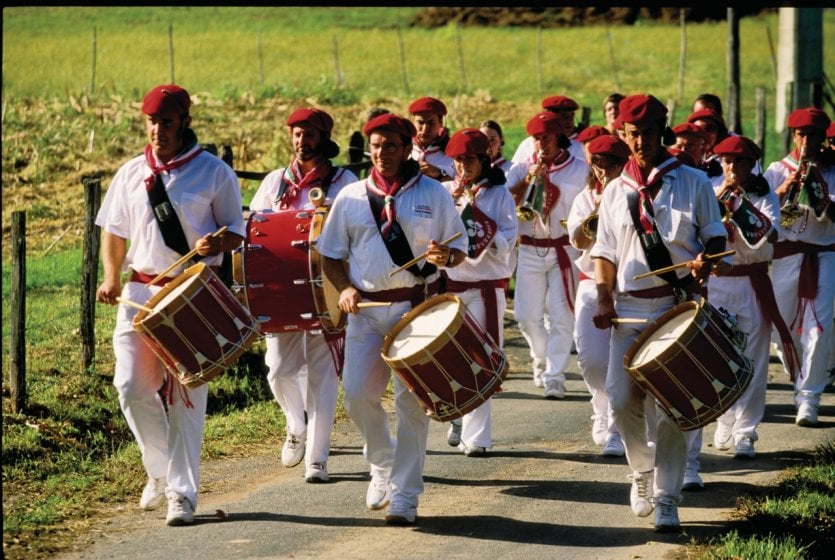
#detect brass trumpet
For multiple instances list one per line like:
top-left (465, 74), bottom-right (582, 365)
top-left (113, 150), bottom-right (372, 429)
top-left (581, 212), bottom-right (598, 239)
top-left (516, 151), bottom-right (545, 222)
top-left (779, 145), bottom-right (807, 229)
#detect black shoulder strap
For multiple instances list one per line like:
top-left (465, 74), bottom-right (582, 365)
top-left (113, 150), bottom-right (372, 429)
top-left (147, 174), bottom-right (198, 259)
top-left (625, 188), bottom-right (689, 289)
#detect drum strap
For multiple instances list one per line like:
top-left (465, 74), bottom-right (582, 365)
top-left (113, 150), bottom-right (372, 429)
top-left (626, 188), bottom-right (695, 295)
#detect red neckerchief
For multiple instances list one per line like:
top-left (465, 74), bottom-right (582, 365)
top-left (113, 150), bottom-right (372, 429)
top-left (621, 154), bottom-right (682, 234)
top-left (778, 148), bottom-right (802, 174)
top-left (277, 158), bottom-right (330, 210)
top-left (143, 143), bottom-right (203, 191)
top-left (413, 127), bottom-right (450, 159)
top-left (538, 150), bottom-right (571, 220)
top-left (455, 177), bottom-right (491, 207)
top-left (367, 168), bottom-right (420, 238)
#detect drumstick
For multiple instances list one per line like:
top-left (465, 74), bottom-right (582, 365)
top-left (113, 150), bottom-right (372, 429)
top-left (388, 232), bottom-right (464, 277)
top-left (631, 250), bottom-right (736, 280)
top-left (116, 297), bottom-right (154, 314)
top-left (357, 302), bottom-right (393, 308)
top-left (148, 226), bottom-right (229, 286)
top-left (610, 318), bottom-right (648, 325)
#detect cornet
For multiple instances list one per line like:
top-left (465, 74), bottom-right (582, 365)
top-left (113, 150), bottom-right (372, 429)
top-left (779, 145), bottom-right (808, 229)
top-left (517, 151), bottom-right (544, 222)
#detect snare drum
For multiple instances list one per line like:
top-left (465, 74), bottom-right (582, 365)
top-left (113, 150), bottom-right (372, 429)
top-left (624, 300), bottom-right (753, 431)
top-left (132, 262), bottom-right (261, 388)
top-left (232, 209), bottom-right (344, 334)
top-left (381, 294), bottom-right (508, 422)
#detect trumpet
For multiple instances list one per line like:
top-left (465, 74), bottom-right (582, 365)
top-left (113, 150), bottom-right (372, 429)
top-left (308, 187), bottom-right (325, 208)
top-left (779, 145), bottom-right (807, 229)
top-left (581, 212), bottom-right (598, 239)
top-left (517, 151), bottom-right (545, 222)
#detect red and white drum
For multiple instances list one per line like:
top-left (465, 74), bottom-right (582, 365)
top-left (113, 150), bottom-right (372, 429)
top-left (232, 208), bottom-right (344, 334)
top-left (624, 300), bottom-right (753, 431)
top-left (381, 293), bottom-right (508, 422)
top-left (132, 262), bottom-right (261, 388)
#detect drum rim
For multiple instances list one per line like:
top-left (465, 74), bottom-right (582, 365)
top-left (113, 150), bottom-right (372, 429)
top-left (133, 262), bottom-right (211, 329)
top-left (309, 205), bottom-right (346, 333)
top-left (622, 300), bottom-right (701, 371)
top-left (381, 293), bottom-right (463, 363)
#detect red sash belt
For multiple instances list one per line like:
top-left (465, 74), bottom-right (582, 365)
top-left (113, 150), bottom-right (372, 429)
top-left (129, 267), bottom-right (219, 286)
top-left (444, 277), bottom-right (509, 344)
top-left (359, 280), bottom-right (440, 307)
top-left (772, 241), bottom-right (834, 335)
top-left (627, 285), bottom-right (676, 299)
top-left (520, 235), bottom-right (568, 248)
top-left (519, 234), bottom-right (576, 314)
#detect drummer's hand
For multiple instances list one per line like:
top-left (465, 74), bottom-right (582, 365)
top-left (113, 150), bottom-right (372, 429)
top-left (96, 280), bottom-right (121, 306)
top-left (593, 297), bottom-right (617, 329)
top-left (195, 233), bottom-right (221, 257)
top-left (687, 253), bottom-right (713, 286)
top-left (338, 286), bottom-right (361, 314)
top-left (426, 240), bottom-right (450, 267)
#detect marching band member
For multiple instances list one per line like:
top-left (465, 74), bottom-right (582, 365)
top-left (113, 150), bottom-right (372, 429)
top-left (318, 113), bottom-right (467, 525)
top-left (603, 92), bottom-right (626, 136)
top-left (95, 84), bottom-right (245, 526)
top-left (408, 96), bottom-right (456, 182)
top-left (671, 123), bottom-right (708, 172)
top-left (708, 135), bottom-right (800, 459)
top-left (479, 119), bottom-right (526, 187)
top-left (510, 112), bottom-right (588, 397)
top-left (764, 107), bottom-right (835, 427)
top-left (441, 128), bottom-right (518, 457)
top-left (686, 109), bottom-right (730, 183)
top-left (567, 134), bottom-right (629, 457)
top-left (512, 95), bottom-right (586, 163)
top-left (248, 108), bottom-right (358, 483)
top-left (592, 94), bottom-right (727, 532)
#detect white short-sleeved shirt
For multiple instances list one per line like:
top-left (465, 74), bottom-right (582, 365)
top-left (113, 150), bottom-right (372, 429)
top-left (96, 148), bottom-right (245, 276)
top-left (316, 174), bottom-right (468, 291)
top-left (764, 157), bottom-right (835, 245)
top-left (591, 164), bottom-right (727, 293)
top-left (441, 181), bottom-right (518, 282)
top-left (567, 186), bottom-right (601, 278)
top-left (517, 154), bottom-right (589, 239)
top-left (248, 165), bottom-right (358, 212)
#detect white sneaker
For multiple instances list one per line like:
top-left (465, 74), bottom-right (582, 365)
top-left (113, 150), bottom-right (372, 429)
top-left (165, 493), bottom-right (194, 526)
top-left (139, 477), bottom-right (167, 510)
top-left (462, 445), bottom-right (487, 457)
top-left (544, 379), bottom-right (565, 400)
top-left (682, 468), bottom-right (704, 491)
top-left (628, 471), bottom-right (654, 517)
top-left (601, 433), bottom-right (625, 457)
top-left (654, 496), bottom-right (680, 533)
top-left (281, 432), bottom-right (305, 467)
top-left (733, 436), bottom-right (756, 459)
top-left (366, 475), bottom-right (390, 510)
top-left (591, 415), bottom-right (608, 446)
top-left (713, 421), bottom-right (733, 450)
top-left (305, 462), bottom-right (329, 483)
top-left (447, 419), bottom-right (462, 447)
top-left (533, 370), bottom-right (544, 388)
top-left (796, 402), bottom-right (818, 427)
top-left (385, 502), bottom-right (417, 525)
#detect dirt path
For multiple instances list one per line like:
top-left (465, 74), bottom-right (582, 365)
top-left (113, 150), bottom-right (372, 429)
top-left (55, 318), bottom-right (834, 560)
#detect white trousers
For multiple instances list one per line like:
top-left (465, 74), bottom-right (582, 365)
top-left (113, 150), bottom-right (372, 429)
top-left (113, 281), bottom-right (208, 507)
top-left (771, 252), bottom-right (835, 406)
top-left (709, 275), bottom-right (772, 440)
top-left (574, 279), bottom-right (617, 436)
top-left (341, 301), bottom-right (429, 508)
top-left (513, 244), bottom-right (577, 382)
top-left (606, 294), bottom-right (686, 502)
top-left (265, 330), bottom-right (338, 466)
top-left (454, 287), bottom-right (507, 449)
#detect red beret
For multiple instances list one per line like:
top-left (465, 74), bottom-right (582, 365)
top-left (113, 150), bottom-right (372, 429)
top-left (286, 108), bottom-right (334, 133)
top-left (445, 128), bottom-right (490, 157)
top-left (587, 135), bottom-right (631, 160)
top-left (408, 96), bottom-right (447, 116)
top-left (576, 125), bottom-right (609, 144)
top-left (618, 94), bottom-right (668, 125)
top-left (363, 113), bottom-right (417, 140)
top-left (672, 123), bottom-right (705, 138)
top-left (712, 135), bottom-right (763, 160)
top-left (526, 112), bottom-right (564, 136)
top-left (141, 84), bottom-right (190, 115)
top-left (541, 95), bottom-right (579, 112)
top-left (686, 108), bottom-right (727, 131)
top-left (787, 107), bottom-right (831, 132)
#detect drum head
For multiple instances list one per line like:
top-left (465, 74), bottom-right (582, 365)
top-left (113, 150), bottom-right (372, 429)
top-left (629, 305), bottom-right (696, 368)
top-left (386, 296), bottom-right (460, 359)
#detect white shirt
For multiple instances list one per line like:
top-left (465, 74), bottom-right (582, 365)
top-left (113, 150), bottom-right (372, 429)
top-left (248, 165), bottom-right (358, 212)
top-left (96, 148), bottom-right (245, 276)
top-left (517, 153), bottom-right (589, 240)
top-left (442, 180), bottom-right (518, 282)
top-left (567, 186), bottom-right (601, 278)
top-left (317, 174), bottom-right (468, 291)
top-left (411, 144), bottom-right (456, 180)
top-left (764, 157), bottom-right (835, 246)
top-left (591, 164), bottom-right (726, 293)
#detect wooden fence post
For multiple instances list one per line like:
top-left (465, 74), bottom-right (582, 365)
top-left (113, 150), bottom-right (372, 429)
top-left (90, 26), bottom-right (97, 94)
top-left (755, 87), bottom-right (766, 162)
top-left (81, 176), bottom-right (102, 373)
top-left (676, 8), bottom-right (687, 115)
top-left (455, 23), bottom-right (467, 92)
top-left (396, 28), bottom-right (410, 96)
top-left (727, 8), bottom-right (742, 134)
top-left (536, 26), bottom-right (543, 95)
top-left (168, 23), bottom-right (175, 84)
top-left (10, 211), bottom-right (26, 413)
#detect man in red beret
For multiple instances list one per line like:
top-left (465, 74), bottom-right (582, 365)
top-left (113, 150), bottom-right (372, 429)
top-left (591, 93), bottom-right (728, 533)
top-left (408, 96), bottom-right (455, 182)
top-left (764, 106), bottom-right (835, 427)
top-left (510, 111), bottom-right (588, 398)
top-left (672, 123), bottom-right (707, 172)
top-left (708, 135), bottom-right (799, 462)
top-left (686, 109), bottom-right (730, 179)
top-left (95, 84), bottom-right (246, 526)
top-left (576, 125), bottom-right (610, 163)
top-left (567, 134), bottom-right (630, 458)
top-left (512, 94), bottom-right (587, 165)
top-left (247, 107), bottom-right (358, 483)
top-left (318, 113), bottom-right (467, 525)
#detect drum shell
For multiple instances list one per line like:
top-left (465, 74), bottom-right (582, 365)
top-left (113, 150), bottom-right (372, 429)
top-left (132, 263), bottom-right (261, 388)
top-left (381, 294), bottom-right (508, 422)
top-left (624, 301), bottom-right (753, 431)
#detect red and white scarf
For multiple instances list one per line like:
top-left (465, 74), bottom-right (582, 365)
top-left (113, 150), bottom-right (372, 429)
top-left (621, 155), bottom-right (682, 234)
top-left (143, 142), bottom-right (203, 191)
top-left (366, 168), bottom-right (420, 238)
top-left (534, 150), bottom-right (571, 221)
top-left (276, 159), bottom-right (331, 210)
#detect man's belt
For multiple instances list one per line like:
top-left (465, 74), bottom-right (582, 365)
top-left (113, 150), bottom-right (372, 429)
top-left (359, 280), bottom-right (440, 306)
top-left (519, 235), bottom-right (569, 248)
top-left (627, 285), bottom-right (676, 299)
top-left (129, 266), bottom-right (220, 286)
top-left (773, 240), bottom-right (835, 259)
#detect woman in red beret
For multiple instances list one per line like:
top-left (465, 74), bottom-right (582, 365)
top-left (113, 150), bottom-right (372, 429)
top-left (440, 128), bottom-right (518, 457)
top-left (763, 106), bottom-right (835, 428)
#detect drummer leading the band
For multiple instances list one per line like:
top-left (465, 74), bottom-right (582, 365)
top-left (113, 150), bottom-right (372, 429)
top-left (247, 107), bottom-right (358, 483)
top-left (317, 112), bottom-right (467, 525)
top-left (95, 84), bottom-right (245, 526)
top-left (591, 93), bottom-right (728, 533)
